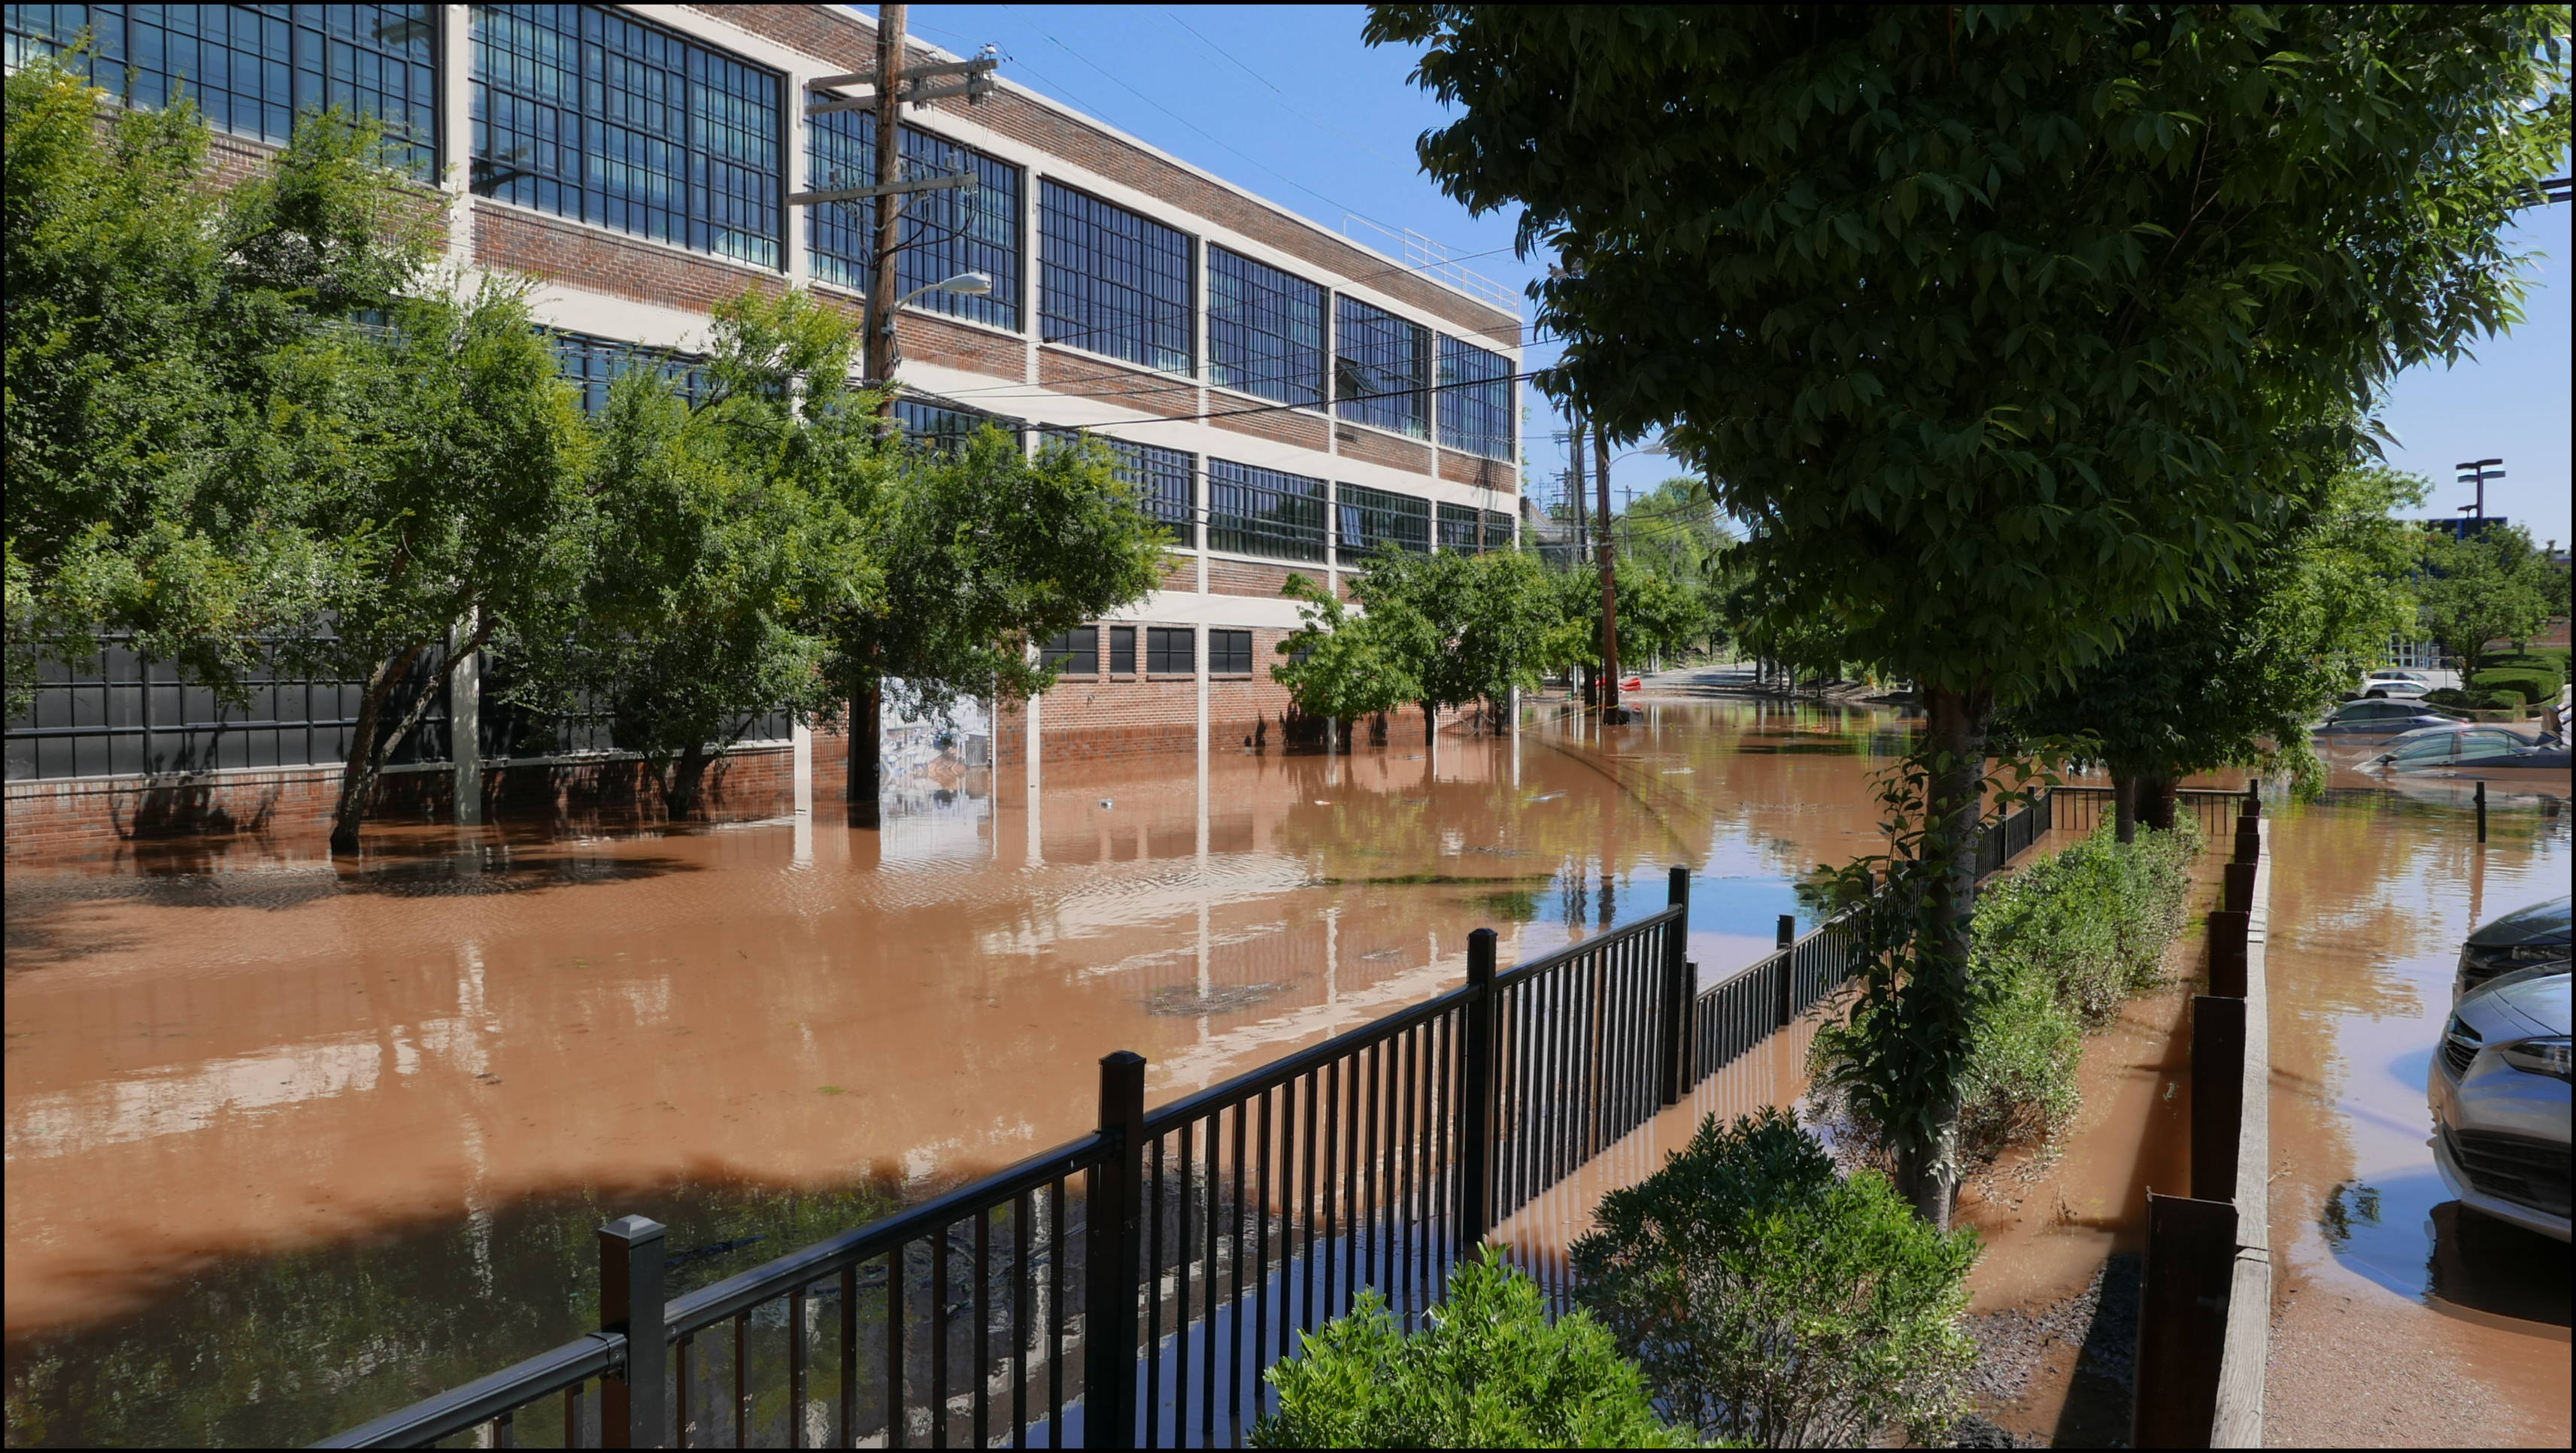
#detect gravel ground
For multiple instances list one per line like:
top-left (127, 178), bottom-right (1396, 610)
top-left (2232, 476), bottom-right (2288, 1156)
top-left (1952, 1255), bottom-right (2141, 1448)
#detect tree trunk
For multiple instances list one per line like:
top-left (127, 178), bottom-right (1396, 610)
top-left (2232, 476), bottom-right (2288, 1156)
top-left (329, 645), bottom-right (426, 857)
top-left (1423, 701), bottom-right (1437, 745)
top-left (849, 684), bottom-right (882, 812)
top-left (666, 741), bottom-right (709, 820)
top-left (1897, 683), bottom-right (1992, 1230)
top-left (2113, 772), bottom-right (2139, 845)
top-left (2139, 773), bottom-right (2178, 832)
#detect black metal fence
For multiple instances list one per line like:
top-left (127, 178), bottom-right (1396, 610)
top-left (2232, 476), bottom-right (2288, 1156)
top-left (320, 795), bottom-right (2073, 1450)
top-left (2051, 784), bottom-right (2253, 842)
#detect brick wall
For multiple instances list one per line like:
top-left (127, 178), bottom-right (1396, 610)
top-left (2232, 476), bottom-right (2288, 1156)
top-left (901, 311), bottom-right (1028, 383)
top-left (1205, 560), bottom-right (1319, 599)
top-left (1159, 554), bottom-right (1200, 588)
top-left (1211, 407), bottom-right (1330, 453)
top-left (1438, 449), bottom-right (1519, 493)
top-left (475, 202), bottom-right (784, 314)
top-left (1037, 347), bottom-right (1199, 417)
top-left (686, 5), bottom-right (1521, 347)
top-left (1337, 423), bottom-right (1434, 477)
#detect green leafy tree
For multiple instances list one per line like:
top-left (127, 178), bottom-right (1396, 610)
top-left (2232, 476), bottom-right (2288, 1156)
top-left (2007, 463), bottom-right (2427, 833)
top-left (1273, 572), bottom-right (1421, 739)
top-left (1570, 1107), bottom-right (1977, 1448)
top-left (4, 57), bottom-right (357, 709)
top-left (1615, 476), bottom-right (1733, 584)
top-left (2419, 520), bottom-right (2562, 678)
top-left (828, 429), bottom-right (1166, 800)
top-left (1370, 2), bottom-right (2568, 1223)
top-left (505, 290), bottom-right (877, 818)
top-left (1343, 547), bottom-right (1564, 737)
top-left (1251, 1251), bottom-right (1698, 1450)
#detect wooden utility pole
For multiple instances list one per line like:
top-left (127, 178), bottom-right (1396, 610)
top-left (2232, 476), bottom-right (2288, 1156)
top-left (865, 3), bottom-right (907, 417)
top-left (1595, 423), bottom-right (1621, 718)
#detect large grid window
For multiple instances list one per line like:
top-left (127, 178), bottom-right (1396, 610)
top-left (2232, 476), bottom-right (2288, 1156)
top-left (1209, 629), bottom-right (1253, 676)
top-left (1438, 336), bottom-right (1514, 460)
top-left (1042, 429), bottom-right (1194, 535)
top-left (1146, 626), bottom-right (1193, 675)
top-left (1206, 460), bottom-right (1327, 563)
top-left (1039, 626), bottom-right (1099, 676)
top-left (551, 332), bottom-right (709, 414)
top-left (808, 110), bottom-right (1021, 332)
top-left (1481, 509), bottom-right (1516, 551)
top-left (1208, 247), bottom-right (1324, 407)
top-left (1336, 484), bottom-right (1430, 560)
top-left (472, 4), bottom-right (781, 268)
top-left (896, 399), bottom-right (1021, 454)
top-left (5, 4), bottom-right (439, 173)
top-left (1039, 181), bottom-right (1191, 373)
top-left (1437, 502), bottom-right (1482, 554)
top-left (1108, 625), bottom-right (1136, 675)
top-left (1334, 296), bottom-right (1428, 438)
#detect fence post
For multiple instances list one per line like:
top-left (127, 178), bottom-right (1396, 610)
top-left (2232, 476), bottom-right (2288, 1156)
top-left (2207, 910), bottom-right (2250, 999)
top-left (1773, 915), bottom-right (1797, 1028)
top-left (2232, 817), bottom-right (2261, 865)
top-left (1458, 929), bottom-right (1499, 1257)
top-left (598, 1215), bottom-right (667, 1449)
top-left (2134, 1192), bottom-right (2237, 1448)
top-left (1084, 1051), bottom-right (1147, 1449)
top-left (2190, 995), bottom-right (2247, 1203)
top-left (2242, 779), bottom-right (2261, 818)
top-left (1659, 866), bottom-right (1692, 1105)
top-left (2222, 860), bottom-right (2257, 915)
top-left (2475, 780), bottom-right (2488, 843)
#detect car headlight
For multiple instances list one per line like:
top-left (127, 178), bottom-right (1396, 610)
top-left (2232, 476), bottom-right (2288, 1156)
top-left (2497, 1036), bottom-right (2573, 1081)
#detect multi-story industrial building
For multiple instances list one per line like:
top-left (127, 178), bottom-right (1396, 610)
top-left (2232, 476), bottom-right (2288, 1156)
top-left (2, 4), bottom-right (1525, 852)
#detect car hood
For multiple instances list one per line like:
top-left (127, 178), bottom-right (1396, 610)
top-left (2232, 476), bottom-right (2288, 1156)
top-left (2468, 895), bottom-right (2572, 948)
top-left (2459, 969), bottom-right (2569, 1040)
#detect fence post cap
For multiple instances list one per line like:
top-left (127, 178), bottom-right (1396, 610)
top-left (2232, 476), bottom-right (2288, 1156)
top-left (599, 1215), bottom-right (666, 1244)
top-left (1099, 1048), bottom-right (1146, 1069)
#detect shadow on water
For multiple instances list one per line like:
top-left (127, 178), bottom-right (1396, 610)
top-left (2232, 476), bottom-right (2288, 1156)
top-left (0, 1171), bottom-right (903, 1449)
top-left (2050, 1253), bottom-right (2141, 1449)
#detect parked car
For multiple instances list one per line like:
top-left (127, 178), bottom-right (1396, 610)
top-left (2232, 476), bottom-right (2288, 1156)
top-left (2362, 669), bottom-right (2435, 699)
top-left (2457, 896), bottom-right (2572, 1000)
top-left (2429, 965), bottom-right (2570, 1242)
top-left (2317, 699), bottom-right (2464, 736)
top-left (2370, 723), bottom-right (2572, 782)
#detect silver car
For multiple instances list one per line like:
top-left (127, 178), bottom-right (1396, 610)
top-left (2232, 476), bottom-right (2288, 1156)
top-left (2429, 966), bottom-right (2571, 1242)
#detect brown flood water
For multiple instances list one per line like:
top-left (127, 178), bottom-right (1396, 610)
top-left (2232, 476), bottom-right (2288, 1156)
top-left (5, 696), bottom-right (1907, 1446)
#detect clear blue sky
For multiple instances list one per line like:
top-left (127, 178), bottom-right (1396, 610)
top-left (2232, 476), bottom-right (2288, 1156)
top-left (866, 5), bottom-right (2572, 544)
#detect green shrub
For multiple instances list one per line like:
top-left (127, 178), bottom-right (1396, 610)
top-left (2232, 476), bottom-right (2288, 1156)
top-left (1813, 822), bottom-right (2198, 1167)
top-left (2472, 667), bottom-right (2555, 706)
top-left (1250, 1251), bottom-right (1700, 1449)
top-left (1570, 1108), bottom-right (1977, 1448)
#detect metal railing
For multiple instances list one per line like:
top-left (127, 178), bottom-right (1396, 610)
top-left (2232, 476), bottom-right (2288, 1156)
top-left (2050, 784), bottom-right (2252, 842)
top-left (321, 793), bottom-right (2073, 1449)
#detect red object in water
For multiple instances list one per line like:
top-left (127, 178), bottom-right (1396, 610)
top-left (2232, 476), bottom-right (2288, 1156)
top-left (1622, 677), bottom-right (1643, 691)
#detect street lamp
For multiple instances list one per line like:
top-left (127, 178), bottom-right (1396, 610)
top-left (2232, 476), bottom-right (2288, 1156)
top-left (900, 271), bottom-right (992, 308)
top-left (2455, 457), bottom-right (2504, 528)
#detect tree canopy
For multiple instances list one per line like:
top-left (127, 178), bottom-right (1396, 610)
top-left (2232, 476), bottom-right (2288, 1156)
top-left (2417, 521), bottom-right (2565, 678)
top-left (1369, 2), bottom-right (2569, 1224)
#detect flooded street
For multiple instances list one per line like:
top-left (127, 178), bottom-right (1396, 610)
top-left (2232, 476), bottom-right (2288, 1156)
top-left (5, 697), bottom-right (1903, 1445)
top-left (8, 696), bottom-right (2567, 1447)
top-left (2261, 775), bottom-right (2571, 1447)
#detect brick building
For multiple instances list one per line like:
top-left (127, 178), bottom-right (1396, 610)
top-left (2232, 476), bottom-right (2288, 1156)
top-left (2, 4), bottom-right (1524, 854)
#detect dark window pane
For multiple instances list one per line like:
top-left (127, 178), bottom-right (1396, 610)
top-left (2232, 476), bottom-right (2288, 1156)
top-left (1040, 626), bottom-right (1098, 676)
top-left (1437, 335), bottom-right (1513, 460)
top-left (1109, 625), bottom-right (1136, 675)
top-left (895, 399), bottom-right (1021, 455)
top-left (1040, 429), bottom-right (1192, 532)
top-left (1334, 296), bottom-right (1427, 438)
top-left (1206, 459), bottom-right (1326, 563)
top-left (5, 2), bottom-right (440, 174)
top-left (1147, 626), bottom-right (1194, 675)
top-left (472, 4), bottom-right (780, 267)
top-left (1209, 629), bottom-right (1252, 675)
top-left (1209, 246), bottom-right (1323, 407)
top-left (807, 109), bottom-right (1021, 332)
top-left (1039, 180), bottom-right (1191, 372)
top-left (1481, 509), bottom-right (1515, 551)
top-left (550, 331), bottom-right (709, 414)
top-left (1336, 483), bottom-right (1430, 560)
top-left (1438, 502), bottom-right (1480, 553)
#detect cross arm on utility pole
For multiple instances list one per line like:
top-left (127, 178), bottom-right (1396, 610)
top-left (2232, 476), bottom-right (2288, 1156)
top-left (785, 173), bottom-right (977, 207)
